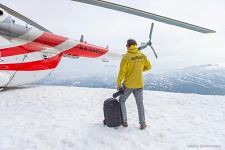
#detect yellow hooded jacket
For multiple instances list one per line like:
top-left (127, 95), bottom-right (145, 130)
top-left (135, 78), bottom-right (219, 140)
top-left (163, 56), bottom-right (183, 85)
top-left (117, 45), bottom-right (151, 89)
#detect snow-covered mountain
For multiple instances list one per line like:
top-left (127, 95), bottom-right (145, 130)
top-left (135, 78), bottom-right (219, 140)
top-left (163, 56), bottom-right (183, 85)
top-left (0, 86), bottom-right (224, 150)
top-left (145, 64), bottom-right (225, 95)
top-left (36, 64), bottom-right (225, 96)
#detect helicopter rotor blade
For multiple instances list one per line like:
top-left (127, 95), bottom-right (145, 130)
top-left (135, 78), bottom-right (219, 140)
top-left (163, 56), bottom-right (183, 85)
top-left (149, 23), bottom-right (154, 41)
top-left (71, 0), bottom-right (215, 33)
top-left (0, 3), bottom-right (51, 32)
top-left (150, 45), bottom-right (158, 59)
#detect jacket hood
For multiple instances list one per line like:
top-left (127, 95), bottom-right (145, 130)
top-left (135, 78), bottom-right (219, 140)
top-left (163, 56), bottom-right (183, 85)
top-left (128, 45), bottom-right (139, 53)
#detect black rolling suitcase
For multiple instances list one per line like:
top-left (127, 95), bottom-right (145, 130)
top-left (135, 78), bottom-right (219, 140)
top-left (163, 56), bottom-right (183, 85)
top-left (103, 89), bottom-right (124, 127)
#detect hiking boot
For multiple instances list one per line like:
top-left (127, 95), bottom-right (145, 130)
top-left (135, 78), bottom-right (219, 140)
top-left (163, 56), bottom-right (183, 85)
top-left (140, 123), bottom-right (147, 130)
top-left (122, 122), bottom-right (128, 127)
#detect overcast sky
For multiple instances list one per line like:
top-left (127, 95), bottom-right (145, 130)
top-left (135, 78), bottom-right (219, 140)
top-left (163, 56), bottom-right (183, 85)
top-left (1, 0), bottom-right (225, 73)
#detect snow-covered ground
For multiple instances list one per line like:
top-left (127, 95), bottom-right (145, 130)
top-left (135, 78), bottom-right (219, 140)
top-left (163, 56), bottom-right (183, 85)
top-left (0, 86), bottom-right (224, 150)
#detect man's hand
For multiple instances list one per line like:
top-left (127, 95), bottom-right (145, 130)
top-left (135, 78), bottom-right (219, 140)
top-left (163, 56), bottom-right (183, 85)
top-left (117, 85), bottom-right (121, 91)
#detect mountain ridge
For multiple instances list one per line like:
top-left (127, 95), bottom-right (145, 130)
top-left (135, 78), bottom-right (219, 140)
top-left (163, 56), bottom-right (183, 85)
top-left (36, 64), bottom-right (225, 96)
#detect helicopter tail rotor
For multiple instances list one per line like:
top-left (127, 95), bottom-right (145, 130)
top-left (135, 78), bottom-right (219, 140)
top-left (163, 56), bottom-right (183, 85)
top-left (138, 23), bottom-right (158, 59)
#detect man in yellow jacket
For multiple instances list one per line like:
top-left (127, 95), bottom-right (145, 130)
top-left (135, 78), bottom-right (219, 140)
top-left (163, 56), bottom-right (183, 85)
top-left (117, 39), bottom-right (151, 130)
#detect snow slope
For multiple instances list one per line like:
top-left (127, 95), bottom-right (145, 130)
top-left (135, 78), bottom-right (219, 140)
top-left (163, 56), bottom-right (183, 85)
top-left (0, 86), bottom-right (224, 150)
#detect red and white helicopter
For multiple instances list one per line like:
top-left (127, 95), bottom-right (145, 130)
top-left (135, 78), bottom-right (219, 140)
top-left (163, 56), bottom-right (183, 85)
top-left (0, 0), bottom-right (215, 90)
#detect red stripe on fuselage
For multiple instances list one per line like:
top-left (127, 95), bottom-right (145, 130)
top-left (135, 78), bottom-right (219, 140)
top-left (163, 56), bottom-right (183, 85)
top-left (0, 32), bottom-right (68, 57)
top-left (0, 54), bottom-right (62, 71)
top-left (33, 32), bottom-right (68, 47)
top-left (63, 42), bottom-right (108, 58)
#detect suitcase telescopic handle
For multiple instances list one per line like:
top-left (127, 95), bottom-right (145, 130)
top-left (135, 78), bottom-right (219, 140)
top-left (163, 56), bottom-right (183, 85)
top-left (112, 88), bottom-right (124, 98)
